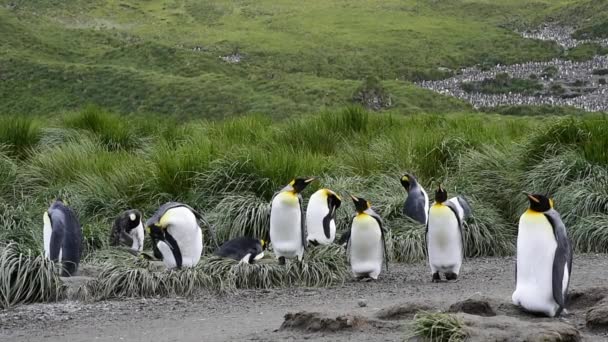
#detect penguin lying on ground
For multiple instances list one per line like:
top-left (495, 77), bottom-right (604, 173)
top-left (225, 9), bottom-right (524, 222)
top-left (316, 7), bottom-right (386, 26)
top-left (146, 202), bottom-right (204, 270)
top-left (109, 209), bottom-right (144, 254)
top-left (215, 237), bottom-right (266, 264)
top-left (43, 199), bottom-right (82, 277)
top-left (269, 177), bottom-right (314, 265)
top-left (512, 192), bottom-right (572, 317)
top-left (426, 185), bottom-right (465, 282)
top-left (400, 173), bottom-right (472, 224)
top-left (306, 188), bottom-right (342, 246)
top-left (347, 195), bottom-right (388, 281)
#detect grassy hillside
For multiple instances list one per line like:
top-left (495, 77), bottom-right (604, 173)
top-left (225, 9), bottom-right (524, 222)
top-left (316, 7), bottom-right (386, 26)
top-left (3, 0), bottom-right (604, 118)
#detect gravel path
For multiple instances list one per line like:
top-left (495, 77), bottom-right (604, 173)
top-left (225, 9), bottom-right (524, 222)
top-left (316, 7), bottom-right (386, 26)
top-left (1, 254), bottom-right (607, 341)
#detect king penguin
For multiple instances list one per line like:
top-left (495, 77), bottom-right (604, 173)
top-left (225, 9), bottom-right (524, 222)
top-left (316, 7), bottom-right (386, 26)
top-left (109, 209), bottom-right (144, 254)
top-left (270, 177), bottom-right (314, 264)
top-left (306, 188), bottom-right (342, 246)
top-left (400, 173), bottom-right (429, 225)
top-left (400, 173), bottom-right (472, 224)
top-left (426, 185), bottom-right (465, 282)
top-left (347, 195), bottom-right (388, 280)
top-left (512, 192), bottom-right (572, 317)
top-left (43, 199), bottom-right (83, 277)
top-left (145, 202), bottom-right (203, 270)
top-left (215, 237), bottom-right (266, 264)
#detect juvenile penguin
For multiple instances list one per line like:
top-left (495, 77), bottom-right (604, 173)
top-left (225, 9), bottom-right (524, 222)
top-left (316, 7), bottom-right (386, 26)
top-left (347, 195), bottom-right (388, 280)
top-left (426, 185), bottom-right (465, 282)
top-left (146, 202), bottom-right (203, 270)
top-left (109, 209), bottom-right (144, 253)
top-left (400, 173), bottom-right (429, 225)
top-left (512, 193), bottom-right (572, 317)
top-left (269, 177), bottom-right (314, 264)
top-left (306, 188), bottom-right (342, 246)
top-left (215, 237), bottom-right (266, 264)
top-left (43, 199), bottom-right (82, 277)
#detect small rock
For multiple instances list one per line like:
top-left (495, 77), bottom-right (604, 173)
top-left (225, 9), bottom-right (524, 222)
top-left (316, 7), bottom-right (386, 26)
top-left (358, 300), bottom-right (367, 308)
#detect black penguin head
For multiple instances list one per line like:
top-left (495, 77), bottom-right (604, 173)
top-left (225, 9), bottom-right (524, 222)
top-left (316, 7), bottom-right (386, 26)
top-left (147, 223), bottom-right (165, 241)
top-left (327, 190), bottom-right (342, 210)
top-left (400, 173), bottom-right (416, 192)
top-left (289, 177), bottom-right (315, 193)
top-left (125, 209), bottom-right (142, 230)
top-left (524, 192), bottom-right (553, 212)
top-left (350, 195), bottom-right (370, 214)
top-left (435, 184), bottom-right (448, 203)
top-left (259, 239), bottom-right (267, 251)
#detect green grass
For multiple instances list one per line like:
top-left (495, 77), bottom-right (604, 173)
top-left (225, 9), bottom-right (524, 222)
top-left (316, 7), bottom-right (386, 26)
top-left (3, 0), bottom-right (604, 117)
top-left (410, 311), bottom-right (468, 342)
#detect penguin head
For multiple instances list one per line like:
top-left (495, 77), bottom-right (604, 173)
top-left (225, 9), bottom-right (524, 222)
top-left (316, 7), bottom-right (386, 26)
top-left (524, 192), bottom-right (553, 212)
top-left (350, 194), bottom-right (370, 214)
top-left (434, 184), bottom-right (448, 204)
top-left (126, 209), bottom-right (142, 230)
top-left (147, 223), bottom-right (165, 241)
top-left (400, 173), bottom-right (416, 192)
top-left (259, 239), bottom-right (267, 250)
top-left (325, 189), bottom-right (342, 209)
top-left (288, 177), bottom-right (315, 193)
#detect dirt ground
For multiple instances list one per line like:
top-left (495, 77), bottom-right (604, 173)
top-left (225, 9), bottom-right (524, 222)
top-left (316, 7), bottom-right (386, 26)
top-left (1, 255), bottom-right (608, 342)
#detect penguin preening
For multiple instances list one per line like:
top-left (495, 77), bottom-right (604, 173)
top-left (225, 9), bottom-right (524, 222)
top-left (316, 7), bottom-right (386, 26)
top-left (145, 202), bottom-right (204, 270)
top-left (512, 192), bottom-right (572, 317)
top-left (306, 188), bottom-right (342, 246)
top-left (400, 173), bottom-right (429, 225)
top-left (269, 177), bottom-right (314, 265)
top-left (43, 199), bottom-right (82, 277)
top-left (400, 173), bottom-right (472, 225)
top-left (110, 209), bottom-right (144, 254)
top-left (426, 185), bottom-right (465, 282)
top-left (347, 195), bottom-right (388, 280)
top-left (215, 237), bottom-right (266, 264)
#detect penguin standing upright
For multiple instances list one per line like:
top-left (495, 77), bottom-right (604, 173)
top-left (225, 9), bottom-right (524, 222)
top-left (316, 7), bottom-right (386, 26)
top-left (400, 173), bottom-right (429, 225)
top-left (400, 173), bottom-right (472, 224)
top-left (426, 185), bottom-right (465, 282)
top-left (43, 199), bottom-right (82, 277)
top-left (215, 237), bottom-right (266, 264)
top-left (512, 192), bottom-right (572, 317)
top-left (347, 195), bottom-right (388, 280)
top-left (270, 177), bottom-right (314, 264)
top-left (306, 188), bottom-right (342, 246)
top-left (110, 209), bottom-right (144, 253)
top-left (145, 202), bottom-right (203, 270)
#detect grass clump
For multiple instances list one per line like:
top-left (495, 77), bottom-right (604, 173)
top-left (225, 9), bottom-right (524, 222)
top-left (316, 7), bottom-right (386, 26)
top-left (0, 116), bottom-right (41, 158)
top-left (411, 311), bottom-right (468, 342)
top-left (0, 243), bottom-right (64, 309)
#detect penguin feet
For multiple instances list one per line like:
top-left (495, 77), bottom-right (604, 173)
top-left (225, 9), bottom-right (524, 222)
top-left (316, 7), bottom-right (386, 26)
top-left (445, 272), bottom-right (458, 281)
top-left (357, 275), bottom-right (374, 282)
top-left (278, 256), bottom-right (286, 265)
top-left (431, 272), bottom-right (441, 283)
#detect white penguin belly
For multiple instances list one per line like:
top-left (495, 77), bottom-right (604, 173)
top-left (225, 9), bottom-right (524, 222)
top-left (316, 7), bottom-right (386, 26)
top-left (306, 196), bottom-right (335, 245)
top-left (427, 206), bottom-right (462, 274)
top-left (166, 207), bottom-right (203, 268)
top-left (129, 222), bottom-right (145, 252)
top-left (270, 193), bottom-right (303, 258)
top-left (512, 213), bottom-right (559, 316)
top-left (350, 215), bottom-right (383, 279)
top-left (43, 212), bottom-right (52, 259)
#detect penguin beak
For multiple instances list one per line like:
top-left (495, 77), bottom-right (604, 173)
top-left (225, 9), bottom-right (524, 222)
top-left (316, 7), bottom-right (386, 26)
top-left (523, 192), bottom-right (540, 203)
top-left (349, 194), bottom-right (359, 202)
top-left (438, 183), bottom-right (443, 191)
top-left (305, 177), bottom-right (316, 183)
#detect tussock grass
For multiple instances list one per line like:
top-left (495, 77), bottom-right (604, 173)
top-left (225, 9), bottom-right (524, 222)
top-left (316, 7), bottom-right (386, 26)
top-left (0, 243), bottom-right (64, 309)
top-left (0, 116), bottom-right (41, 158)
top-left (411, 311), bottom-right (468, 342)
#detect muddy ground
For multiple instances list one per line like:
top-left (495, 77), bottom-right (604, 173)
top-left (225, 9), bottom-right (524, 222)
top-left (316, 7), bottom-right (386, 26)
top-left (1, 255), bottom-right (608, 341)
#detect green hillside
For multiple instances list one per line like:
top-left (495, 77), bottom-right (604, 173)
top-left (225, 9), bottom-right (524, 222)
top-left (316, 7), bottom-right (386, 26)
top-left (2, 0), bottom-right (604, 118)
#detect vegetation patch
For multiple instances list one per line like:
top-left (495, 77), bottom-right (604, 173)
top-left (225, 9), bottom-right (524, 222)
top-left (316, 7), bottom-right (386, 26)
top-left (462, 73), bottom-right (543, 95)
top-left (410, 311), bottom-right (468, 342)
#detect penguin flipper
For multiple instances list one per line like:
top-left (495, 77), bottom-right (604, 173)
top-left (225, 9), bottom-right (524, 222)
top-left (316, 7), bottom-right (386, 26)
top-left (299, 194), bottom-right (307, 251)
top-left (457, 196), bottom-right (472, 220)
top-left (545, 210), bottom-right (572, 313)
top-left (368, 210), bottom-right (388, 272)
top-left (445, 201), bottom-right (466, 260)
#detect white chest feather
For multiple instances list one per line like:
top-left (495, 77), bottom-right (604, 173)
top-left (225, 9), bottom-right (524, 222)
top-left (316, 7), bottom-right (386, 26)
top-left (164, 207), bottom-right (203, 268)
top-left (43, 212), bottom-right (52, 259)
top-left (129, 221), bottom-right (145, 252)
top-left (306, 192), bottom-right (335, 244)
top-left (512, 212), bottom-right (560, 316)
top-left (427, 205), bottom-right (462, 273)
top-left (350, 214), bottom-right (383, 277)
top-left (270, 192), bottom-right (303, 257)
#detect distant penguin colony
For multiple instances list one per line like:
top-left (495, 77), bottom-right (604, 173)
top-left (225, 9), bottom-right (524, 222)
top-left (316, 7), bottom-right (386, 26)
top-left (41, 173), bottom-right (575, 317)
top-left (43, 199), bottom-right (82, 277)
